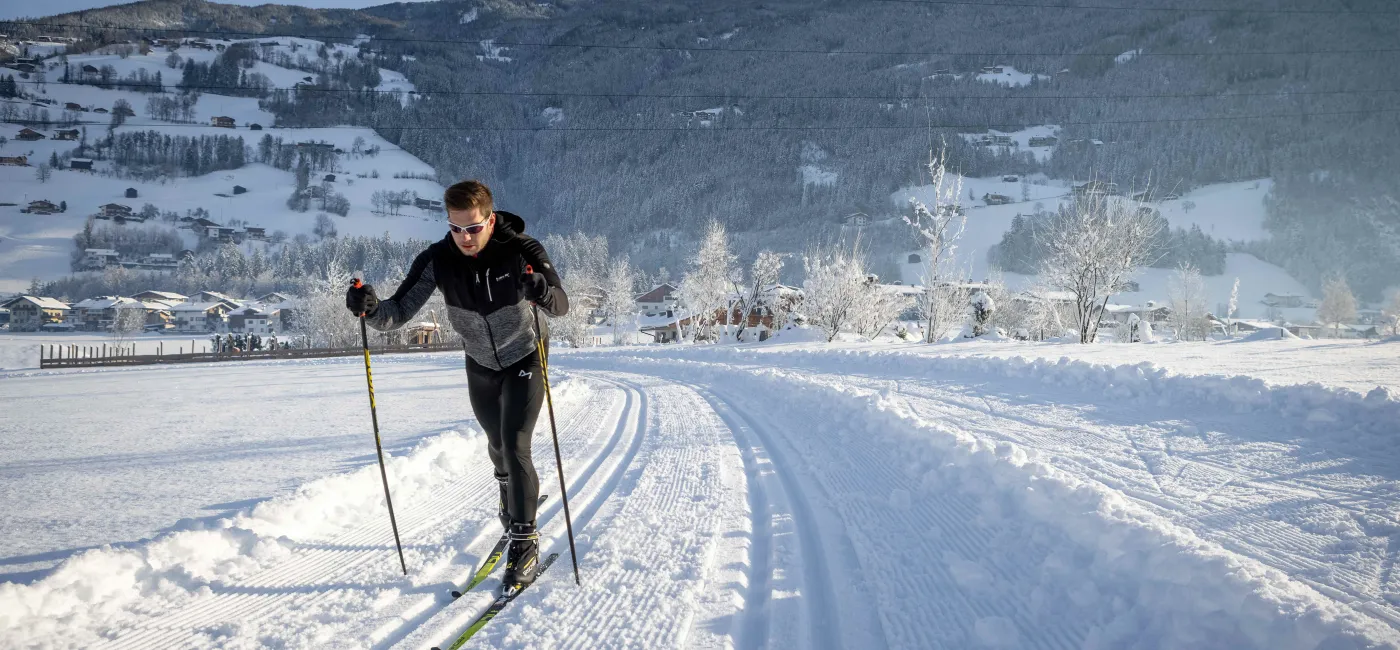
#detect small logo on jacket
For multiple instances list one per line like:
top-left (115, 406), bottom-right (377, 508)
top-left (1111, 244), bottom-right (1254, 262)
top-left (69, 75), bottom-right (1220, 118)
top-left (519, 370), bottom-right (532, 379)
top-left (496, 274), bottom-right (509, 281)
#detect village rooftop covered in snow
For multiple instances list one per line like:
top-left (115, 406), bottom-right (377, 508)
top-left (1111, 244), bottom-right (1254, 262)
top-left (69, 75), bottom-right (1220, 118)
top-left (2, 2), bottom-right (1400, 649)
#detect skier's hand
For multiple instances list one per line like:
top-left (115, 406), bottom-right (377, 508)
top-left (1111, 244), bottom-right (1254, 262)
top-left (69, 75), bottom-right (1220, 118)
top-left (521, 272), bottom-right (548, 302)
top-left (346, 281), bottom-right (379, 317)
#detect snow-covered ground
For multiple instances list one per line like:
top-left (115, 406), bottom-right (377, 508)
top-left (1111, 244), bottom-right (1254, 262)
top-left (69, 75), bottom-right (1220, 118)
top-left (892, 176), bottom-right (1312, 320)
top-left (3, 338), bottom-right (1399, 649)
top-left (959, 125), bottom-right (1061, 162)
top-left (975, 66), bottom-right (1050, 87)
top-left (0, 332), bottom-right (218, 370)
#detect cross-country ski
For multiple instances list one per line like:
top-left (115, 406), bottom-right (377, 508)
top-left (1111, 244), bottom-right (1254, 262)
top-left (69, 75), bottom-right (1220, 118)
top-left (5, 3), bottom-right (1400, 650)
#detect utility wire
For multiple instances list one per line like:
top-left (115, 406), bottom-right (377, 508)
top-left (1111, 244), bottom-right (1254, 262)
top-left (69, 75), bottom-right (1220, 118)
top-left (17, 107), bottom-right (1399, 132)
top-left (12, 79), bottom-right (1400, 102)
top-left (4, 20), bottom-right (1399, 57)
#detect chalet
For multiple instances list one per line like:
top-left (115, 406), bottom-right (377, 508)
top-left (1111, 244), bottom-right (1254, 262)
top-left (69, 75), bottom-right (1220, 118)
top-left (70, 158), bottom-right (93, 171)
top-left (16, 128), bottom-right (45, 141)
top-left (258, 291), bottom-right (292, 305)
top-left (125, 188), bottom-right (138, 198)
top-left (80, 248), bottom-right (121, 270)
top-left (1002, 175), bottom-right (1019, 182)
top-left (3, 296), bottom-right (70, 331)
top-left (70, 296), bottom-right (144, 330)
top-left (171, 301), bottom-right (237, 332)
top-left (232, 185), bottom-right (247, 195)
top-left (635, 283), bottom-right (679, 318)
top-left (191, 290), bottom-right (240, 305)
top-left (122, 252), bottom-right (177, 270)
top-left (12, 63), bottom-right (34, 73)
top-left (211, 116), bottom-right (236, 129)
top-left (1028, 135), bottom-right (1058, 147)
top-left (323, 174), bottom-right (336, 182)
top-left (1073, 180), bottom-right (1118, 198)
top-left (228, 306), bottom-right (276, 334)
top-left (414, 197), bottom-right (444, 210)
top-left (24, 200), bottom-right (59, 214)
top-left (249, 123), bottom-right (262, 131)
top-left (243, 226), bottom-right (266, 239)
top-left (983, 193), bottom-right (1014, 205)
top-left (64, 101), bottom-right (85, 111)
top-left (843, 212), bottom-right (872, 227)
top-left (131, 290), bottom-right (187, 303)
top-left (54, 129), bottom-right (79, 140)
top-left (0, 155), bottom-right (27, 166)
top-left (980, 65), bottom-right (1005, 74)
top-left (99, 203), bottom-right (132, 218)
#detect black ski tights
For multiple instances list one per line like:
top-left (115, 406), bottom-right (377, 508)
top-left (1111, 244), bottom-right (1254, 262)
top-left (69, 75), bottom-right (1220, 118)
top-left (466, 350), bottom-right (544, 526)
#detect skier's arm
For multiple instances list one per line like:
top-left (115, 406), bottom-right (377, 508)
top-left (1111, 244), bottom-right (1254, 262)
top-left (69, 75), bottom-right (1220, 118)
top-left (518, 236), bottom-right (570, 317)
top-left (365, 249), bottom-right (436, 331)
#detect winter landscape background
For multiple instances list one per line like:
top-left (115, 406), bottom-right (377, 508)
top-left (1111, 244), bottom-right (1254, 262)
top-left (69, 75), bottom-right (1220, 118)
top-left (2, 0), bottom-right (1400, 648)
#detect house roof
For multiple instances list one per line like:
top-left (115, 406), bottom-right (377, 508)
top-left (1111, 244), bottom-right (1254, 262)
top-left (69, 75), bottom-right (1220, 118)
top-left (196, 290), bottom-right (239, 302)
top-left (171, 301), bottom-right (236, 312)
top-left (84, 248), bottom-right (120, 255)
top-left (636, 283), bottom-right (678, 303)
top-left (134, 290), bottom-right (186, 300)
top-left (10, 295), bottom-right (71, 310)
top-left (73, 296), bottom-right (141, 310)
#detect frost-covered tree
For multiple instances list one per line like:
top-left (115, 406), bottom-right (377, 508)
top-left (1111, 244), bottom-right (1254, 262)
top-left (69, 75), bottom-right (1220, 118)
top-left (603, 254), bottom-right (638, 345)
top-left (679, 220), bottom-right (737, 342)
top-left (313, 213), bottom-right (337, 239)
top-left (1382, 292), bottom-right (1400, 336)
top-left (1317, 275), bottom-right (1358, 337)
top-left (903, 146), bottom-right (967, 343)
top-left (1040, 196), bottom-right (1162, 343)
top-left (110, 304), bottom-right (145, 344)
top-left (541, 232), bottom-right (608, 348)
top-left (969, 290), bottom-right (996, 337)
top-left (733, 250), bottom-right (785, 341)
top-left (802, 241), bottom-right (904, 342)
top-left (1168, 263), bottom-right (1208, 341)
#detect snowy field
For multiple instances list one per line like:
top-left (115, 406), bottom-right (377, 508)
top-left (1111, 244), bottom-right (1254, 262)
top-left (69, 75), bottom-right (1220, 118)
top-left (3, 338), bottom-right (1399, 649)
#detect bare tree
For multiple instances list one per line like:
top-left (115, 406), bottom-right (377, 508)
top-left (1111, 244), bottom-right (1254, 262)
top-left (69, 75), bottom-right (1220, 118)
top-left (35, 163), bottom-right (52, 183)
top-left (679, 220), bottom-right (737, 342)
top-left (1167, 263), bottom-right (1208, 341)
top-left (903, 145), bottom-right (967, 342)
top-left (111, 304), bottom-right (146, 345)
top-left (1039, 196), bottom-right (1162, 343)
top-left (1317, 275), bottom-right (1358, 337)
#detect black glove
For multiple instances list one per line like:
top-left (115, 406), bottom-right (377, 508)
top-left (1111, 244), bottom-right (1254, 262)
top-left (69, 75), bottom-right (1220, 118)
top-left (521, 272), bottom-right (549, 302)
top-left (346, 282), bottom-right (379, 316)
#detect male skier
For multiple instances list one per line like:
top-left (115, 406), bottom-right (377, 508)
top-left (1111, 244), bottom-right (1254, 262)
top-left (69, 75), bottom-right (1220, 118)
top-left (345, 180), bottom-right (569, 587)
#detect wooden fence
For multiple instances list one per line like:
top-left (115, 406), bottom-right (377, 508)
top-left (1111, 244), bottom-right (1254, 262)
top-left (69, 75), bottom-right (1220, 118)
top-left (38, 340), bottom-right (463, 369)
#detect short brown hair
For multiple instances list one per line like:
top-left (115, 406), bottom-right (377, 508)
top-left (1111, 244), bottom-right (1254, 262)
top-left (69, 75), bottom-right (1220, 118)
top-left (444, 180), bottom-right (494, 215)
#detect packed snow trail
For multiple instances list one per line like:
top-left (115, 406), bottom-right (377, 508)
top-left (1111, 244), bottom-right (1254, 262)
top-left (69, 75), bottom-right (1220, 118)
top-left (5, 347), bottom-right (1400, 649)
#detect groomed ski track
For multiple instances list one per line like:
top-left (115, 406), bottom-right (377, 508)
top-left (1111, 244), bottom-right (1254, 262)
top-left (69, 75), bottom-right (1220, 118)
top-left (6, 347), bottom-right (1400, 649)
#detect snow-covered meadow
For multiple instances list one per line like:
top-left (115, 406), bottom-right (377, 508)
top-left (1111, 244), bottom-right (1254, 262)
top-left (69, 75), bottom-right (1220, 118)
top-left (2, 336), bottom-right (1398, 649)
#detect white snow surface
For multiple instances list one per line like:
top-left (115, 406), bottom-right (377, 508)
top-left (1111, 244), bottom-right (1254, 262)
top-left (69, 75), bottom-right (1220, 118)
top-left (975, 66), bottom-right (1050, 87)
top-left (3, 338), bottom-right (1400, 649)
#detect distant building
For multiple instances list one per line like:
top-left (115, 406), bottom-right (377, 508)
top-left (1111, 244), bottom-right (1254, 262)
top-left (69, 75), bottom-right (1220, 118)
top-left (258, 291), bottom-right (292, 305)
top-left (64, 101), bottom-right (84, 111)
top-left (249, 123), bottom-right (262, 131)
top-left (232, 185), bottom-right (247, 195)
top-left (16, 128), bottom-right (45, 141)
top-left (131, 290), bottom-right (187, 303)
top-left (1002, 175), bottom-right (1019, 182)
top-left (24, 200), bottom-right (59, 214)
top-left (70, 296), bottom-right (144, 330)
top-left (70, 158), bottom-right (94, 170)
top-left (1028, 135), bottom-right (1058, 147)
top-left (228, 306), bottom-right (276, 334)
top-left (125, 188), bottom-right (139, 198)
top-left (80, 65), bottom-right (98, 75)
top-left (93, 107), bottom-right (108, 114)
top-left (983, 193), bottom-right (1014, 205)
top-left (99, 203), bottom-right (132, 218)
top-left (191, 290), bottom-right (240, 305)
top-left (243, 226), bottom-right (266, 239)
top-left (635, 283), bottom-right (679, 318)
top-left (4, 296), bottom-right (70, 331)
top-left (323, 174), bottom-right (336, 182)
top-left (211, 116), bottom-right (236, 128)
top-left (414, 197), bottom-right (444, 211)
top-left (171, 301), bottom-right (237, 332)
top-left (80, 248), bottom-right (122, 270)
top-left (53, 129), bottom-right (79, 140)
top-left (0, 155), bottom-right (28, 166)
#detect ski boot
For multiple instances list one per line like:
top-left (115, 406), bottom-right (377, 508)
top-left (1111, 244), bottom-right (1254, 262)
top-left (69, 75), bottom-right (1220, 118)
top-left (502, 522), bottom-right (540, 592)
top-left (496, 475), bottom-right (510, 530)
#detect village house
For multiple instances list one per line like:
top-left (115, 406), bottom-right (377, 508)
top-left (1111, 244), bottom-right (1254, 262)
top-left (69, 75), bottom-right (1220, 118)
top-left (171, 301), bottom-right (237, 333)
top-left (80, 248), bottom-right (121, 270)
top-left (64, 101), bottom-right (85, 111)
top-left (69, 296), bottom-right (144, 331)
top-left (70, 158), bottom-right (93, 171)
top-left (323, 174), bottom-right (336, 183)
top-left (249, 123), bottom-right (262, 131)
top-left (0, 155), bottom-right (27, 166)
top-left (125, 188), bottom-right (138, 198)
top-left (80, 65), bottom-right (98, 76)
top-left (258, 292), bottom-right (292, 305)
top-left (54, 129), bottom-right (79, 140)
top-left (131, 290), bottom-right (187, 303)
top-left (211, 116), bottom-right (236, 128)
top-left (414, 197), bottom-right (444, 211)
top-left (1028, 135), bottom-right (1058, 147)
top-left (233, 185), bottom-right (247, 195)
top-left (635, 283), bottom-right (679, 318)
top-left (1073, 180), bottom-right (1118, 198)
top-left (190, 290), bottom-right (241, 305)
top-left (983, 193), bottom-right (1014, 205)
top-left (228, 306), bottom-right (278, 334)
top-left (243, 226), bottom-right (266, 240)
top-left (2, 296), bottom-right (70, 331)
top-left (99, 203), bottom-right (132, 219)
top-left (1262, 292), bottom-right (1308, 308)
top-left (16, 128), bottom-right (45, 141)
top-left (24, 200), bottom-right (60, 214)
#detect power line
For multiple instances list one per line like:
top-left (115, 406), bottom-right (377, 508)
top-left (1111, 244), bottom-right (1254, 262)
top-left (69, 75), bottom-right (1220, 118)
top-left (13, 79), bottom-right (1400, 102)
top-left (18, 107), bottom-right (1399, 132)
top-left (867, 0), bottom-right (1400, 16)
top-left (4, 20), bottom-right (1398, 57)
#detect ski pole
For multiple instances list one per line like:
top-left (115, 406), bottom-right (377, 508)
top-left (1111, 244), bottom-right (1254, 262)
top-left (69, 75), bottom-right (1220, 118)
top-left (353, 277), bottom-right (408, 576)
top-left (527, 266), bottom-right (581, 586)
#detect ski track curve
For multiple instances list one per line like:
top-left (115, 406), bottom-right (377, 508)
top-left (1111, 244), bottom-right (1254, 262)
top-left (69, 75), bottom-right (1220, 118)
top-left (86, 373), bottom-right (627, 650)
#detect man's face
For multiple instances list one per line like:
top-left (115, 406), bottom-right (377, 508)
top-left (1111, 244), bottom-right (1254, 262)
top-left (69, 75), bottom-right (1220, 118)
top-left (447, 207), bottom-right (494, 256)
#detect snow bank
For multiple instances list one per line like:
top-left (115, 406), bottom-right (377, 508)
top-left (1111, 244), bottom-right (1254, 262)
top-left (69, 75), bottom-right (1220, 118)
top-left (0, 339), bottom-right (37, 370)
top-left (0, 426), bottom-right (494, 647)
top-left (570, 353), bottom-right (1400, 648)
top-left (1238, 326), bottom-right (1300, 342)
top-left (612, 346), bottom-right (1400, 438)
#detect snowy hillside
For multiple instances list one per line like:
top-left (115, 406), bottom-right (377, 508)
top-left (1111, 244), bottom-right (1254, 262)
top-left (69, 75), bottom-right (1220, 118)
top-left (0, 36), bottom-right (437, 292)
top-left (2, 340), bottom-right (1399, 648)
top-left (892, 176), bottom-right (1313, 320)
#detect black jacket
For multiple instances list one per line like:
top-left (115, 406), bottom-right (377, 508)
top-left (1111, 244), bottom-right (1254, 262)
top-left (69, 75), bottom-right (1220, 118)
top-left (365, 211), bottom-right (569, 370)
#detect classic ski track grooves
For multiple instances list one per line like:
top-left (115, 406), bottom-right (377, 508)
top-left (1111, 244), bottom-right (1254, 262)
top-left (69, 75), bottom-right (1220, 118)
top-left (91, 378), bottom-right (622, 650)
